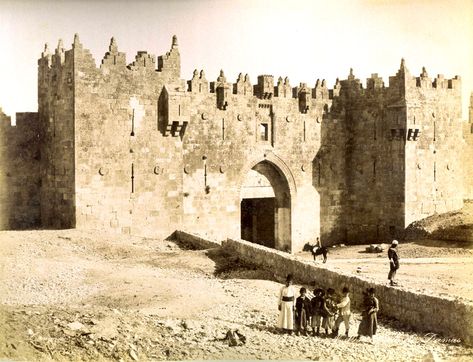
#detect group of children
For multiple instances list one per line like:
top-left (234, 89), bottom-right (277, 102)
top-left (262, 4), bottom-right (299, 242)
top-left (278, 274), bottom-right (379, 341)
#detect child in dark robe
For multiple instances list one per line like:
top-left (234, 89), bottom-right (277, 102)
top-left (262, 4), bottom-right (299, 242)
top-left (295, 287), bottom-right (311, 335)
top-left (311, 288), bottom-right (325, 336)
top-left (357, 287), bottom-right (379, 343)
top-left (322, 288), bottom-right (337, 336)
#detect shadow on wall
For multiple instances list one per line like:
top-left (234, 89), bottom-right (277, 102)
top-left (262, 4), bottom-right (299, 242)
top-left (0, 111), bottom-right (41, 230)
top-left (312, 100), bottom-right (348, 247)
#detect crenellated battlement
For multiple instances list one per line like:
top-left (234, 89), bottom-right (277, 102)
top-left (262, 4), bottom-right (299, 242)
top-left (38, 34), bottom-right (181, 78)
top-left (37, 35), bottom-right (461, 113)
top-left (101, 37), bottom-right (126, 68)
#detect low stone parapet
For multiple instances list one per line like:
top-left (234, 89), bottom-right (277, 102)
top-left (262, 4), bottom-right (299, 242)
top-left (222, 237), bottom-right (473, 346)
top-left (174, 230), bottom-right (221, 249)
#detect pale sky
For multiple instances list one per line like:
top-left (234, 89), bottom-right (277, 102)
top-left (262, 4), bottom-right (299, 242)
top-left (1, 0), bottom-right (472, 119)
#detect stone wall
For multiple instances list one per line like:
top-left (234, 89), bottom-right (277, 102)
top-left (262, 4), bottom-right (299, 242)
top-left (181, 75), bottom-right (328, 251)
top-left (404, 68), bottom-right (464, 226)
top-left (223, 237), bottom-right (473, 346)
top-left (329, 68), bottom-right (408, 243)
top-left (71, 36), bottom-right (184, 239)
top-left (38, 39), bottom-right (76, 228)
top-left (463, 93), bottom-right (473, 200)
top-left (0, 110), bottom-right (41, 229)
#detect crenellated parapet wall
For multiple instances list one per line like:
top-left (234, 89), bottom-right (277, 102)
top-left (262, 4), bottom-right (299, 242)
top-left (33, 34), bottom-right (468, 250)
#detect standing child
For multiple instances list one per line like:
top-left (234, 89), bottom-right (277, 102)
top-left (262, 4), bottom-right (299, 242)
top-left (295, 287), bottom-right (311, 335)
top-left (357, 287), bottom-right (379, 343)
top-left (322, 288), bottom-right (337, 336)
top-left (333, 287), bottom-right (351, 337)
top-left (310, 288), bottom-right (325, 336)
top-left (278, 274), bottom-right (295, 334)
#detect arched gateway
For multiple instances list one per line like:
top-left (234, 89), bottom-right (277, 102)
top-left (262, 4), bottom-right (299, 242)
top-left (239, 156), bottom-right (295, 251)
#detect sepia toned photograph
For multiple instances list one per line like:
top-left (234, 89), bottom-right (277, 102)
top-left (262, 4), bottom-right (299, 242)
top-left (0, 0), bottom-right (472, 360)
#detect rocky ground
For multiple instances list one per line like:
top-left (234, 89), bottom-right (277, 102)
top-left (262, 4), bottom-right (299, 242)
top-left (405, 200), bottom-right (473, 242)
top-left (1, 229), bottom-right (473, 361)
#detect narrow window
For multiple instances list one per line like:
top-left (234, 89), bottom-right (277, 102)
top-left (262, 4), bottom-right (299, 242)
top-left (434, 161), bottom-right (436, 182)
top-left (178, 104), bottom-right (181, 116)
top-left (373, 121), bottom-right (377, 140)
top-left (373, 160), bottom-right (377, 178)
top-left (202, 156), bottom-right (208, 190)
top-left (130, 108), bottom-right (135, 136)
top-left (259, 123), bottom-right (269, 141)
top-left (131, 163), bottom-right (135, 193)
top-left (222, 119), bottom-right (225, 140)
top-left (433, 120), bottom-right (436, 141)
top-left (303, 120), bottom-right (306, 142)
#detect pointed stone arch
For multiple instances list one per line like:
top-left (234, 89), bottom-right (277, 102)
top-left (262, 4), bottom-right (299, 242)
top-left (238, 152), bottom-right (295, 251)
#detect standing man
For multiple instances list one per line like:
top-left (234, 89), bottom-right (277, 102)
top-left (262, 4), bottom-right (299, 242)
top-left (278, 274), bottom-right (295, 334)
top-left (388, 240), bottom-right (400, 286)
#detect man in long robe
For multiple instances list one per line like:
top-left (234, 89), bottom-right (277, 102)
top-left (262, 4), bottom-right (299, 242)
top-left (278, 274), bottom-right (295, 333)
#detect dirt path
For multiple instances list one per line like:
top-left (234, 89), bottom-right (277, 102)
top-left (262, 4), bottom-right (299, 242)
top-left (296, 242), bottom-right (473, 300)
top-left (1, 229), bottom-right (473, 361)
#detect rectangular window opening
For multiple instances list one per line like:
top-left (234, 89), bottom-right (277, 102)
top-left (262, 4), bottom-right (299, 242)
top-left (259, 123), bottom-right (269, 141)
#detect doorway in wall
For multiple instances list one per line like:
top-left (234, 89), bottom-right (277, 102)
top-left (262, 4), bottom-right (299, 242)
top-left (240, 160), bottom-right (291, 250)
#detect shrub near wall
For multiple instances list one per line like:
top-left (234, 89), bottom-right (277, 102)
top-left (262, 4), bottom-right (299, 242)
top-left (174, 230), bottom-right (221, 249)
top-left (222, 237), bottom-right (473, 346)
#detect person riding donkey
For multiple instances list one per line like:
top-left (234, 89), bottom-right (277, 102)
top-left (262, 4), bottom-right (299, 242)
top-left (311, 237), bottom-right (328, 263)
